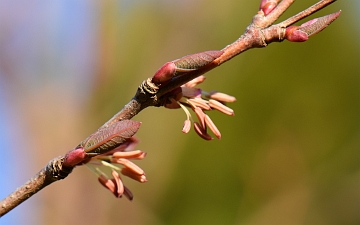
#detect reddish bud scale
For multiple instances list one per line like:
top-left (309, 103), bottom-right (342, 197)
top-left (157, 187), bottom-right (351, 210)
top-left (151, 62), bottom-right (177, 85)
top-left (63, 147), bottom-right (87, 167)
top-left (260, 0), bottom-right (277, 16)
top-left (285, 26), bottom-right (308, 42)
top-left (173, 50), bottom-right (224, 73)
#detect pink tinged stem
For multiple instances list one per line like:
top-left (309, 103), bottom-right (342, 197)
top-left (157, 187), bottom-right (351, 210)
top-left (204, 115), bottom-right (221, 140)
top-left (208, 99), bottom-right (235, 116)
top-left (194, 122), bottom-right (213, 141)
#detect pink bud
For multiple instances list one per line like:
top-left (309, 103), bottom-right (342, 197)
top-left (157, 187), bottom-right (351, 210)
top-left (285, 26), bottom-right (309, 42)
top-left (261, 2), bottom-right (277, 16)
top-left (63, 147), bottom-right (87, 167)
top-left (152, 62), bottom-right (176, 85)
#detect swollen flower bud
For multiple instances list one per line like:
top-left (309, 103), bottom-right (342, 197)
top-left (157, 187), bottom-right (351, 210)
top-left (285, 11), bottom-right (341, 42)
top-left (260, 0), bottom-right (278, 16)
top-left (285, 26), bottom-right (309, 42)
top-left (63, 147), bottom-right (87, 167)
top-left (152, 61), bottom-right (177, 85)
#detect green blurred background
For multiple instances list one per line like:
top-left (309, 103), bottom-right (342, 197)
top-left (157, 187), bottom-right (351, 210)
top-left (1, 0), bottom-right (359, 224)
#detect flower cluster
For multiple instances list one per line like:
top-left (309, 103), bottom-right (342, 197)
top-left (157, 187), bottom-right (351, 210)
top-left (165, 75), bottom-right (236, 140)
top-left (85, 137), bottom-right (146, 200)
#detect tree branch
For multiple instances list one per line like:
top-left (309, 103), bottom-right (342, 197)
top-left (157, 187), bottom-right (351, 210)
top-left (0, 0), bottom-right (341, 217)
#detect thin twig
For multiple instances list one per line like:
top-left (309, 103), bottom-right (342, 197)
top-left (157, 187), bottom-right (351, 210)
top-left (0, 157), bottom-right (71, 217)
top-left (279, 0), bottom-right (337, 27)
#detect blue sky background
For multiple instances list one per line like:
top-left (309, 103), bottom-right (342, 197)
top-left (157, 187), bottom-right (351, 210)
top-left (0, 0), bottom-right (98, 224)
